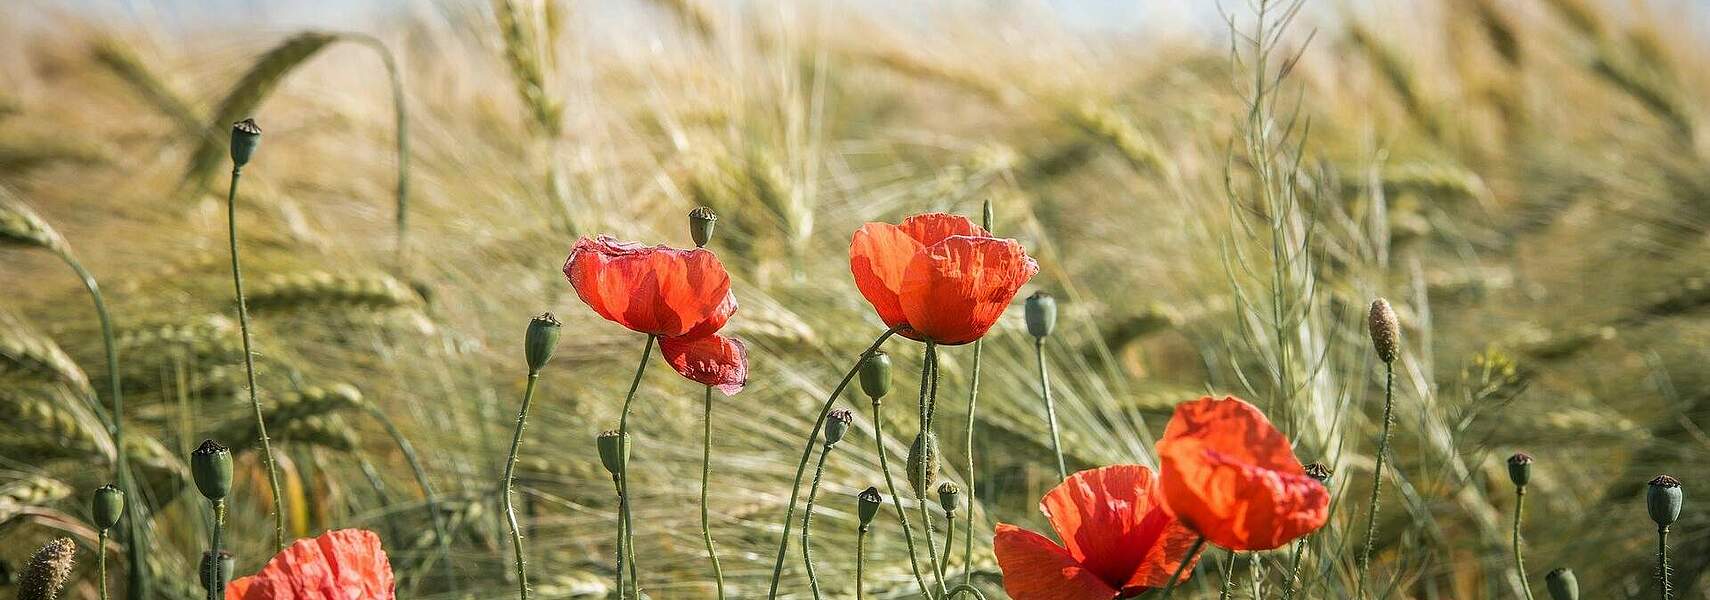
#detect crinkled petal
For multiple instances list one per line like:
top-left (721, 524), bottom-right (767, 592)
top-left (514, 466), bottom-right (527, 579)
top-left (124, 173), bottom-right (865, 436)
top-left (564, 235), bottom-right (732, 338)
top-left (660, 334), bottom-right (748, 395)
top-left (227, 529), bottom-right (393, 600)
top-left (1042, 465), bottom-right (1179, 588)
top-left (994, 524), bottom-right (1119, 600)
top-left (850, 222), bottom-right (921, 331)
top-left (897, 213), bottom-right (991, 246)
top-left (680, 290), bottom-right (738, 340)
top-left (899, 235), bottom-right (1038, 345)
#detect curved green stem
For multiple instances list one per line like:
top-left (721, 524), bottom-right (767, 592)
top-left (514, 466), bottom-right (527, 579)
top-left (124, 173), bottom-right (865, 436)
top-left (1157, 536), bottom-right (1206, 600)
top-left (700, 386), bottom-right (726, 599)
top-left (802, 445), bottom-right (832, 600)
top-left (501, 372), bottom-right (540, 599)
top-left (616, 335), bottom-right (655, 597)
top-left (1514, 487), bottom-right (1534, 600)
top-left (765, 326), bottom-right (901, 598)
top-left (856, 528), bottom-right (868, 600)
top-left (917, 344), bottom-right (948, 597)
top-left (874, 397), bottom-right (933, 598)
top-left (1356, 362), bottom-right (1396, 599)
top-left (1035, 338), bottom-right (1066, 481)
top-left (227, 167), bottom-right (286, 551)
top-left (207, 500), bottom-right (226, 600)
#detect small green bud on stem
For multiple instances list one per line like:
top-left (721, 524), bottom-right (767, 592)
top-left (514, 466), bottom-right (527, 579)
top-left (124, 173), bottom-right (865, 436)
top-left (857, 486), bottom-right (882, 532)
top-left (825, 409), bottom-right (853, 447)
top-left (1648, 475), bottom-right (1683, 528)
top-left (1545, 568), bottom-right (1578, 600)
top-left (597, 430), bottom-right (630, 480)
top-left (1025, 291), bottom-right (1057, 338)
top-left (1507, 452), bottom-right (1533, 488)
top-left (231, 119), bottom-right (261, 169)
top-left (524, 312), bottom-right (562, 373)
top-left (937, 482), bottom-right (960, 515)
top-left (907, 432), bottom-right (939, 495)
top-left (92, 484), bottom-right (125, 530)
top-left (689, 206), bottom-right (718, 248)
top-left (191, 439), bottom-right (233, 501)
top-left (860, 352), bottom-right (892, 401)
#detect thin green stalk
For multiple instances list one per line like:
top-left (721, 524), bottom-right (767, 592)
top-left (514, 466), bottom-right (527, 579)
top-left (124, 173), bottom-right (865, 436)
top-left (802, 445), bottom-right (832, 600)
top-left (501, 372), bottom-right (540, 599)
top-left (1035, 338), bottom-right (1066, 480)
top-left (227, 166), bottom-right (286, 551)
top-left (1218, 552), bottom-right (1237, 600)
top-left (611, 477), bottom-right (627, 599)
top-left (960, 337), bottom-right (981, 585)
top-left (939, 513), bottom-right (955, 575)
top-left (1658, 526), bottom-right (1670, 600)
top-left (364, 405), bottom-right (454, 592)
top-left (1514, 486), bottom-right (1534, 600)
top-left (874, 395), bottom-right (933, 599)
top-left (207, 500), bottom-right (226, 600)
top-left (766, 326), bottom-right (901, 599)
top-left (1157, 536), bottom-right (1206, 600)
top-left (700, 386), bottom-right (726, 599)
top-left (855, 528), bottom-right (868, 600)
top-left (917, 343), bottom-right (948, 597)
top-left (1282, 537), bottom-right (1307, 600)
top-left (616, 335), bottom-right (656, 598)
top-left (1356, 363), bottom-right (1397, 599)
top-left (97, 529), bottom-right (108, 600)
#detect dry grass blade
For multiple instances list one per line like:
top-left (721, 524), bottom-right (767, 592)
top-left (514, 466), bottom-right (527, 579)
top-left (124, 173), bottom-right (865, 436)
top-left (181, 31), bottom-right (341, 186)
top-left (90, 36), bottom-right (204, 135)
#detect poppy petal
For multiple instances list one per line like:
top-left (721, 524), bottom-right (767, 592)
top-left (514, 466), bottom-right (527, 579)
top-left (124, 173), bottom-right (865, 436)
top-left (897, 213), bottom-right (991, 246)
top-left (850, 223), bottom-right (921, 330)
top-left (564, 235), bottom-right (733, 338)
top-left (1119, 510), bottom-right (1203, 593)
top-left (1040, 465), bottom-right (1178, 587)
top-left (660, 334), bottom-right (749, 395)
top-left (227, 529), bottom-right (394, 599)
top-left (680, 291), bottom-right (738, 340)
top-left (994, 523), bottom-right (1120, 600)
top-left (899, 235), bottom-right (1039, 345)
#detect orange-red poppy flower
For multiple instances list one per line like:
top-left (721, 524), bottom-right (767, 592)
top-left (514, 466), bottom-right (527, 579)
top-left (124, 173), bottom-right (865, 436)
top-left (660, 333), bottom-right (748, 395)
top-left (850, 213), bottom-right (1038, 345)
top-left (1155, 396), bottom-right (1330, 551)
top-left (226, 529), bottom-right (394, 599)
top-left (564, 235), bottom-right (736, 339)
top-left (994, 465), bottom-right (1202, 599)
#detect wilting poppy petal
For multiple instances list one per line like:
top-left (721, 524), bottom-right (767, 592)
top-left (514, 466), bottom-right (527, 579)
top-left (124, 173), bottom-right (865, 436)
top-left (850, 222), bottom-right (922, 330)
top-left (1156, 396), bottom-right (1330, 551)
top-left (1040, 465), bottom-right (1199, 593)
top-left (564, 235), bottom-right (733, 338)
top-left (660, 334), bottom-right (748, 395)
top-left (994, 524), bottom-right (1118, 600)
top-left (898, 235), bottom-right (1039, 345)
top-left (227, 529), bottom-right (394, 599)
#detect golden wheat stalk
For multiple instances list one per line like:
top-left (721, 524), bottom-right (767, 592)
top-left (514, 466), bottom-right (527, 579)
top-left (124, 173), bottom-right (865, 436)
top-left (247, 272), bottom-right (419, 311)
top-left (90, 36), bottom-right (205, 135)
top-left (0, 475), bottom-right (74, 522)
top-left (0, 328), bottom-right (93, 394)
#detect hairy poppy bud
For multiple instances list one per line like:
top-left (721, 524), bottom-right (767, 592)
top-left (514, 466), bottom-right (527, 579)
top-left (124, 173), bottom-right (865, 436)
top-left (524, 312), bottom-right (562, 373)
top-left (1368, 298), bottom-right (1400, 364)
top-left (906, 432), bottom-right (939, 494)
top-left (1507, 452), bottom-right (1533, 488)
top-left (231, 118), bottom-right (261, 169)
top-left (689, 206), bottom-right (718, 248)
top-left (982, 197), bottom-right (994, 230)
top-left (1648, 475), bottom-right (1683, 528)
top-left (18, 537), bottom-right (74, 600)
top-left (91, 484), bottom-right (124, 530)
top-left (1545, 567), bottom-right (1578, 600)
top-left (857, 486), bottom-right (882, 531)
top-left (1025, 291), bottom-right (1057, 338)
top-left (859, 352), bottom-right (892, 401)
top-left (825, 409), bottom-right (853, 447)
top-left (1303, 462), bottom-right (1333, 487)
top-left (191, 439), bottom-right (233, 501)
top-left (200, 550), bottom-right (233, 593)
top-left (937, 482), bottom-right (960, 515)
top-left (597, 430), bottom-right (630, 479)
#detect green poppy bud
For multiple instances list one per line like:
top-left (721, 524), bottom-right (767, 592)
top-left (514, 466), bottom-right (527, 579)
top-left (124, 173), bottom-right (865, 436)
top-left (524, 312), bottom-right (562, 373)
top-left (859, 352), bottom-right (892, 401)
top-left (91, 484), bottom-right (124, 530)
top-left (1545, 568), bottom-right (1578, 600)
top-left (906, 432), bottom-right (939, 495)
top-left (981, 197), bottom-right (993, 230)
top-left (937, 481), bottom-right (960, 515)
top-left (689, 206), bottom-right (718, 248)
top-left (597, 430), bottom-right (630, 479)
top-left (1368, 298), bottom-right (1400, 364)
top-left (1507, 452), bottom-right (1533, 488)
top-left (824, 409), bottom-right (853, 447)
top-left (230, 118), bottom-right (261, 169)
top-left (1303, 462), bottom-right (1333, 487)
top-left (200, 550), bottom-right (233, 593)
top-left (1025, 291), bottom-right (1057, 338)
top-left (857, 486), bottom-right (882, 532)
top-left (191, 439), bottom-right (233, 501)
top-left (1648, 474), bottom-right (1683, 528)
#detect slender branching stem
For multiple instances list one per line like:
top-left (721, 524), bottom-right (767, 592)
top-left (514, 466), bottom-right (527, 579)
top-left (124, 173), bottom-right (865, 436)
top-left (208, 500), bottom-right (226, 600)
top-left (501, 371), bottom-right (540, 599)
top-left (874, 397), bottom-right (932, 598)
top-left (700, 386), bottom-right (726, 599)
top-left (227, 166), bottom-right (286, 551)
top-left (961, 337), bottom-right (981, 584)
top-left (917, 343), bottom-right (948, 597)
top-left (1514, 486), bottom-right (1534, 600)
top-left (855, 527), bottom-right (868, 600)
top-left (802, 445), bottom-right (832, 600)
top-left (1035, 338), bottom-right (1066, 480)
top-left (1357, 362), bottom-right (1397, 599)
top-left (1157, 536), bottom-right (1206, 600)
top-left (616, 336), bottom-right (656, 598)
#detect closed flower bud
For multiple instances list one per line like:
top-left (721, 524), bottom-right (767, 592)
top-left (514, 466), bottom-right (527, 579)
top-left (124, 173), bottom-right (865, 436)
top-left (1368, 298), bottom-right (1400, 364)
top-left (524, 312), bottom-right (562, 373)
top-left (1507, 452), bottom-right (1533, 488)
top-left (231, 118), bottom-right (261, 169)
top-left (91, 484), bottom-right (125, 530)
top-left (982, 197), bottom-right (994, 230)
top-left (597, 430), bottom-right (630, 478)
top-left (1025, 291), bottom-right (1057, 338)
top-left (689, 206), bottom-right (718, 248)
top-left (200, 550), bottom-right (234, 593)
top-left (937, 482), bottom-right (960, 515)
top-left (191, 439), bottom-right (233, 501)
top-left (1545, 568), bottom-right (1578, 600)
top-left (1303, 462), bottom-right (1333, 487)
top-left (824, 409), bottom-right (853, 447)
top-left (859, 352), bottom-right (892, 401)
top-left (1647, 474), bottom-right (1683, 528)
top-left (906, 432), bottom-right (939, 494)
top-left (18, 537), bottom-right (75, 600)
top-left (857, 486), bottom-right (883, 531)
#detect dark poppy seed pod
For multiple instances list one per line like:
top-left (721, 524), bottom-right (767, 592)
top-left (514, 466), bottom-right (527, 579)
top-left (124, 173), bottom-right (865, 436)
top-left (1545, 567), bottom-right (1578, 600)
top-left (937, 482), bottom-right (960, 515)
top-left (857, 486), bottom-right (883, 531)
top-left (1303, 462), bottom-right (1333, 487)
top-left (597, 430), bottom-right (630, 478)
top-left (824, 409), bottom-right (853, 447)
top-left (191, 439), bottom-right (233, 501)
top-left (906, 432), bottom-right (939, 494)
top-left (1507, 452), bottom-right (1533, 488)
top-left (200, 550), bottom-right (234, 593)
top-left (1025, 291), bottom-right (1057, 338)
top-left (230, 118), bottom-right (261, 169)
top-left (1368, 298), bottom-right (1400, 364)
top-left (689, 206), bottom-right (718, 248)
top-left (91, 483), bottom-right (125, 530)
top-left (859, 352), bottom-right (892, 401)
top-left (18, 537), bottom-right (75, 600)
top-left (1647, 474), bottom-right (1683, 528)
top-left (524, 312), bottom-right (562, 373)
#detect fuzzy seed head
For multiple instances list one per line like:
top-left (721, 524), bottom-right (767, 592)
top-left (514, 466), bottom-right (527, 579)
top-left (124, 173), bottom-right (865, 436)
top-left (1368, 298), bottom-right (1400, 363)
top-left (688, 206), bottom-right (718, 247)
top-left (1025, 291), bottom-right (1057, 338)
top-left (1648, 474), bottom-right (1683, 528)
top-left (1507, 452), bottom-right (1533, 488)
top-left (824, 409), bottom-right (853, 447)
top-left (1545, 568), bottom-right (1578, 600)
top-left (191, 439), bottom-right (233, 501)
top-left (524, 312), bottom-right (562, 373)
top-left (18, 537), bottom-right (75, 600)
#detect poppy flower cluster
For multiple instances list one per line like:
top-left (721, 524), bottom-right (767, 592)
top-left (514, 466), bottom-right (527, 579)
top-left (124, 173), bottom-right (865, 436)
top-left (850, 213), bottom-right (1039, 345)
top-left (225, 529), bottom-right (394, 599)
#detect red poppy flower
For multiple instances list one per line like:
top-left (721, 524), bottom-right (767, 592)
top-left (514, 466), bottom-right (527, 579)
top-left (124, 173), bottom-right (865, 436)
top-left (660, 333), bottom-right (748, 395)
top-left (994, 465), bottom-right (1202, 599)
top-left (1155, 396), bottom-right (1330, 551)
top-left (850, 213), bottom-right (1038, 345)
top-left (564, 235), bottom-right (735, 339)
top-left (226, 529), bottom-right (394, 599)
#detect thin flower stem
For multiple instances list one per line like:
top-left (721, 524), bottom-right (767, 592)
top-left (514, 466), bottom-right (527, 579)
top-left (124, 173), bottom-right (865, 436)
top-left (917, 344), bottom-right (948, 597)
top-left (802, 445), bottom-right (832, 600)
top-left (855, 528), bottom-right (868, 600)
top-left (1282, 536), bottom-right (1308, 600)
top-left (611, 478), bottom-right (626, 599)
top-left (1157, 536), bottom-right (1206, 600)
top-left (501, 372), bottom-right (540, 600)
top-left (207, 500), bottom-right (226, 600)
top-left (874, 397), bottom-right (933, 598)
top-left (616, 335), bottom-right (656, 598)
top-left (766, 326), bottom-right (901, 599)
top-left (226, 167), bottom-right (286, 551)
top-left (1659, 526), bottom-right (1671, 600)
top-left (1218, 552), bottom-right (1237, 600)
top-left (1035, 338), bottom-right (1066, 481)
top-left (700, 386), bottom-right (726, 599)
top-left (960, 337), bottom-right (981, 585)
top-left (939, 513), bottom-right (955, 575)
top-left (1514, 486), bottom-right (1534, 600)
top-left (97, 530), bottom-right (107, 600)
top-left (1356, 362), bottom-right (1397, 599)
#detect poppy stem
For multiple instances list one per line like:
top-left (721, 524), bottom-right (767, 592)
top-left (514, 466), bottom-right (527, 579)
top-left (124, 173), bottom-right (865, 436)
top-left (766, 326), bottom-right (901, 599)
top-left (700, 385), bottom-right (726, 600)
top-left (616, 335), bottom-right (655, 598)
top-left (206, 499), bottom-right (225, 600)
top-left (227, 165), bottom-right (286, 551)
top-left (874, 393), bottom-right (933, 598)
top-left (802, 444), bottom-right (832, 600)
top-left (917, 344), bottom-right (949, 597)
top-left (855, 527), bottom-right (868, 600)
top-left (1217, 551), bottom-right (1237, 600)
top-left (1034, 338), bottom-right (1067, 481)
top-left (501, 371), bottom-right (540, 600)
top-left (1356, 361), bottom-right (1397, 599)
top-left (960, 336), bottom-right (981, 586)
top-left (611, 477), bottom-right (626, 599)
top-left (1658, 526), bottom-right (1670, 600)
top-left (1513, 486), bottom-right (1535, 600)
top-left (1156, 536), bottom-right (1206, 600)
top-left (1282, 536), bottom-right (1308, 600)
top-left (939, 512), bottom-right (955, 575)
top-left (97, 529), bottom-right (107, 600)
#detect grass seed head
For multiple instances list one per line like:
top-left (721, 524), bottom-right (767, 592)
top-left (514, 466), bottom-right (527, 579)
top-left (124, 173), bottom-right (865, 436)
top-left (18, 537), bottom-right (75, 600)
top-left (1368, 298), bottom-right (1400, 364)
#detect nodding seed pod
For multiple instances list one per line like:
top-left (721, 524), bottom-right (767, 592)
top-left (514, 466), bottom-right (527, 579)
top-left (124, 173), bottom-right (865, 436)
top-left (1507, 452), bottom-right (1533, 488)
top-left (824, 409), bottom-right (853, 447)
top-left (859, 352), bottom-right (892, 401)
top-left (91, 484), bottom-right (124, 530)
top-left (906, 432), bottom-right (939, 495)
top-left (689, 207), bottom-right (718, 248)
top-left (18, 537), bottom-right (75, 600)
top-left (597, 430), bottom-right (630, 479)
top-left (857, 486), bottom-right (882, 531)
top-left (524, 312), bottom-right (562, 373)
top-left (1025, 291), bottom-right (1057, 338)
top-left (200, 550), bottom-right (233, 593)
top-left (1545, 567), bottom-right (1578, 600)
top-left (1368, 298), bottom-right (1400, 364)
top-left (937, 482), bottom-right (960, 515)
top-left (230, 118), bottom-right (261, 169)
top-left (191, 439), bottom-right (233, 501)
top-left (1303, 462), bottom-right (1333, 487)
top-left (1648, 475), bottom-right (1683, 528)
